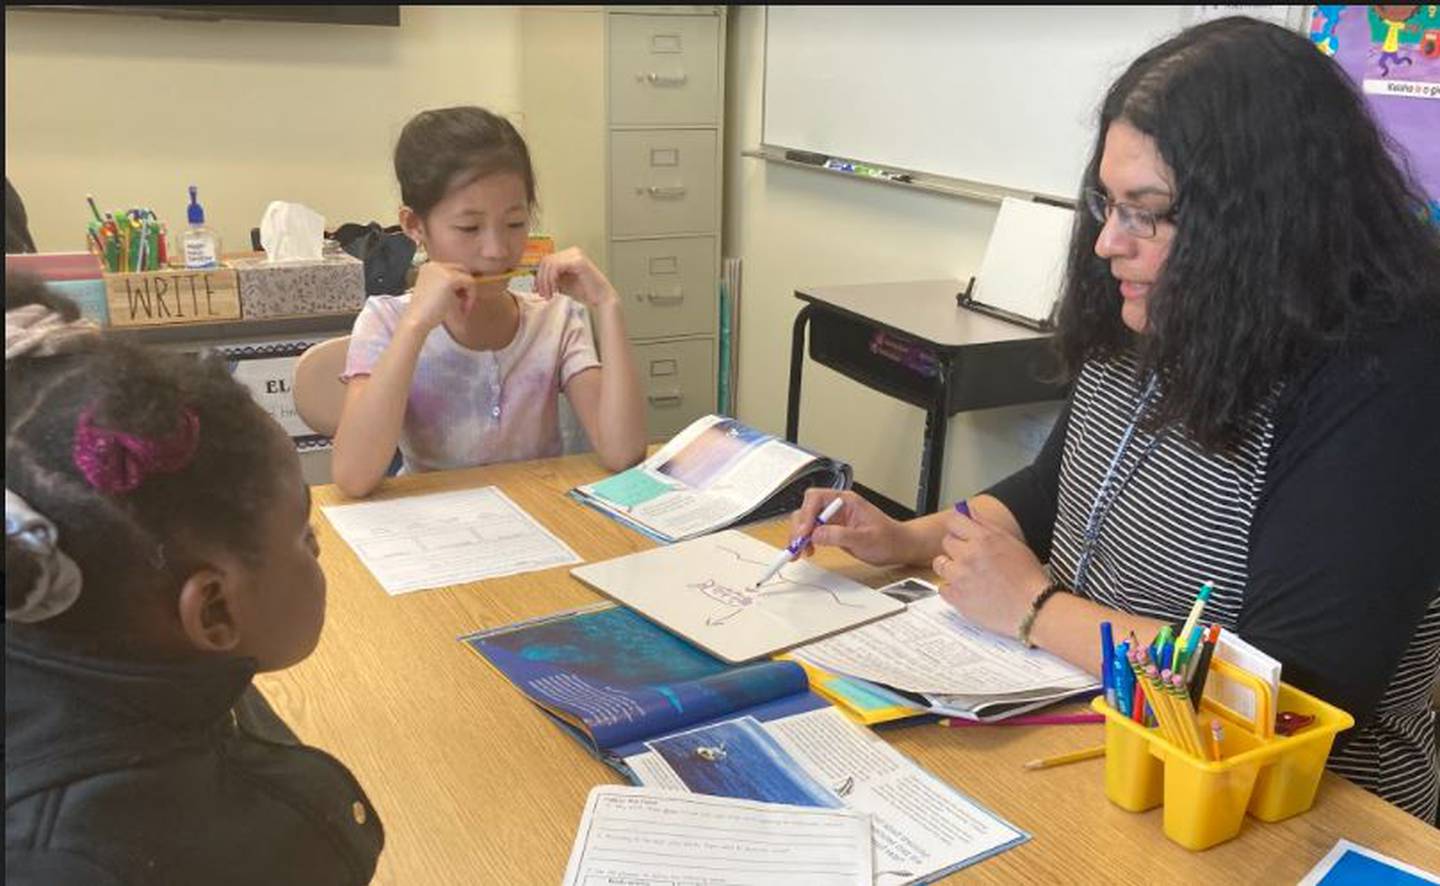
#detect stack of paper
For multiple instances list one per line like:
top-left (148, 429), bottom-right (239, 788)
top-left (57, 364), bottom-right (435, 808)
top-left (792, 588), bottom-right (1099, 721)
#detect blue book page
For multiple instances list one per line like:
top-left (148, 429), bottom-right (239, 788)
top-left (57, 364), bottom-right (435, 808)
top-left (462, 605), bottom-right (809, 750)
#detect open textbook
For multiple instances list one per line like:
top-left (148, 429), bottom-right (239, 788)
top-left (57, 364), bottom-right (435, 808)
top-left (570, 414), bottom-right (851, 543)
top-left (793, 579), bottom-right (1100, 722)
top-left (463, 603), bottom-right (1027, 884)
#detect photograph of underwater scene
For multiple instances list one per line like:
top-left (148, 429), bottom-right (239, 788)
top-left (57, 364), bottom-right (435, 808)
top-left (465, 606), bottom-right (809, 748)
top-left (648, 716), bottom-right (843, 808)
top-left (475, 605), bottom-right (723, 685)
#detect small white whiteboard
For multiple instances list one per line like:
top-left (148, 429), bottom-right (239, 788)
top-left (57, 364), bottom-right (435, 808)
top-left (571, 530), bottom-right (904, 664)
top-left (971, 198), bottom-right (1075, 326)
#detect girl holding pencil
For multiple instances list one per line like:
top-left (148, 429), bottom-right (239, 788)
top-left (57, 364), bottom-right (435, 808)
top-left (332, 107), bottom-right (646, 497)
top-left (790, 18), bottom-right (1440, 821)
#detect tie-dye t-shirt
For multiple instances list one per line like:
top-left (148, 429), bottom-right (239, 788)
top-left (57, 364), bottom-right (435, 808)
top-left (341, 291), bottom-right (600, 473)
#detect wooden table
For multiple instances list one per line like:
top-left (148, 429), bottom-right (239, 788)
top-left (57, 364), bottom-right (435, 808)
top-left (257, 454), bottom-right (1440, 884)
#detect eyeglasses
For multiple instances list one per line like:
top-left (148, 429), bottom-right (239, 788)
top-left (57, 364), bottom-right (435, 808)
top-left (1083, 187), bottom-right (1177, 240)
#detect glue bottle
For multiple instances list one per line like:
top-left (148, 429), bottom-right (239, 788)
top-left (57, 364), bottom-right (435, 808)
top-left (181, 185), bottom-right (221, 269)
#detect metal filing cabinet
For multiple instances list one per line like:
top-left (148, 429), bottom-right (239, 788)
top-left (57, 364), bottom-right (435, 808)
top-left (521, 6), bottom-right (725, 441)
top-left (607, 7), bottom-right (725, 439)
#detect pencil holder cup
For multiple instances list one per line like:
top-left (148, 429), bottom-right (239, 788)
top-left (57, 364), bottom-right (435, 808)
top-left (1092, 660), bottom-right (1353, 851)
top-left (1102, 716), bottom-right (1163, 811)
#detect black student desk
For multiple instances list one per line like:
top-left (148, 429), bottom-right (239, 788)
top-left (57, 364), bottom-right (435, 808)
top-left (787, 279), bottom-right (1068, 516)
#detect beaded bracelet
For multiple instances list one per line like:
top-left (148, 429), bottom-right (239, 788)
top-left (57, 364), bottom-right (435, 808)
top-left (1016, 581), bottom-right (1068, 648)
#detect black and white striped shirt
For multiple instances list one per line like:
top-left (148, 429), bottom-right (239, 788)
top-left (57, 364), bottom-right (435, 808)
top-left (988, 326), bottom-right (1440, 821)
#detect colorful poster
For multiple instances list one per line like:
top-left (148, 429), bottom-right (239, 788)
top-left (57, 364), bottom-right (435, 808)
top-left (1310, 6), bottom-right (1440, 222)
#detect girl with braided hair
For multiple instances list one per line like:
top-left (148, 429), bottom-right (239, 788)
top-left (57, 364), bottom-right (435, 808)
top-left (5, 274), bottom-right (383, 884)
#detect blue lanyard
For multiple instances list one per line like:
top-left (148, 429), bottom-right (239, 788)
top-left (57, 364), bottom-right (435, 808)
top-left (1072, 373), bottom-right (1162, 596)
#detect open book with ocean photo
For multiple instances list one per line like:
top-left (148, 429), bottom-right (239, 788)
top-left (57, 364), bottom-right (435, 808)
top-left (462, 603), bottom-right (1028, 885)
top-left (569, 414), bottom-right (851, 543)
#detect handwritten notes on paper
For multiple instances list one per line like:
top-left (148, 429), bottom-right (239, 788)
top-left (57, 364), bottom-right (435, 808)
top-left (320, 486), bottom-right (580, 595)
top-left (571, 530), bottom-right (903, 663)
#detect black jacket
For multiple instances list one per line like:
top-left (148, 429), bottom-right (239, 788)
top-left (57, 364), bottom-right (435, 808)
top-left (5, 626), bottom-right (383, 885)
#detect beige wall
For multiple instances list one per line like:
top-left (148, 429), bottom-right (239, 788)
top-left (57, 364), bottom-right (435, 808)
top-left (519, 7), bottom-right (606, 271)
top-left (723, 6), bottom-right (1062, 509)
top-left (5, 6), bottom-right (523, 255)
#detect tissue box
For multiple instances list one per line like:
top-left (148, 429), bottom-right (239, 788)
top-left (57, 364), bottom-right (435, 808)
top-left (230, 254), bottom-right (366, 319)
top-left (103, 268), bottom-right (241, 328)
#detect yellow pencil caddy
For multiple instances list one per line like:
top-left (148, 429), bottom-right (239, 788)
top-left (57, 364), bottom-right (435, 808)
top-left (1092, 659), bottom-right (1353, 851)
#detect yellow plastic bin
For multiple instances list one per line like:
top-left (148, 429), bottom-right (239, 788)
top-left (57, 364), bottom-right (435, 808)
top-left (1092, 659), bottom-right (1353, 851)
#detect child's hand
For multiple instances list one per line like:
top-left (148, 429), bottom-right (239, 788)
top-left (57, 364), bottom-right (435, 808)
top-left (535, 247), bottom-right (619, 309)
top-left (404, 262), bottom-right (478, 332)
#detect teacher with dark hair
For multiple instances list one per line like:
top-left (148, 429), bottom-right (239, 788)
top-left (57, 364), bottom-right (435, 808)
top-left (791, 17), bottom-right (1440, 820)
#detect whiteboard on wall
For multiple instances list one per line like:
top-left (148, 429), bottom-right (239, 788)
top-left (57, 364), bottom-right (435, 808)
top-left (762, 6), bottom-right (1305, 200)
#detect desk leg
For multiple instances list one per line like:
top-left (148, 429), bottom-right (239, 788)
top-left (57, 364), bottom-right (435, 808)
top-left (785, 304), bottom-right (813, 443)
top-left (915, 360), bottom-right (951, 515)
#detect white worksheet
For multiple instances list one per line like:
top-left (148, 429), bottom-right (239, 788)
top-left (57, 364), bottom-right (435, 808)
top-left (571, 530), bottom-right (904, 663)
top-left (320, 486), bottom-right (581, 595)
top-left (624, 707), bottom-right (1028, 885)
top-left (562, 786), bottom-right (872, 886)
top-left (792, 596), bottom-right (1096, 696)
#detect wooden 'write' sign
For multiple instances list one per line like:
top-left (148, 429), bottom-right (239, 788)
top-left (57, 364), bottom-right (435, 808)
top-left (103, 268), bottom-right (241, 327)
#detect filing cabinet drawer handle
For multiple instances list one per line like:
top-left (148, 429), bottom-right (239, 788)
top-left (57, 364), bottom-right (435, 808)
top-left (637, 186), bottom-right (688, 199)
top-left (637, 72), bottom-right (689, 87)
top-left (648, 392), bottom-right (685, 407)
top-left (644, 289), bottom-right (686, 305)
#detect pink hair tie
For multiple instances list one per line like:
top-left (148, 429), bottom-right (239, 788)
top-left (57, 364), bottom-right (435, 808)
top-left (72, 405), bottom-right (201, 495)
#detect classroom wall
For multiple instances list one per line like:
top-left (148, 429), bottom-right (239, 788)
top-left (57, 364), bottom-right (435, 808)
top-left (4, 7), bottom-right (524, 255)
top-left (722, 7), bottom-right (1062, 508)
top-left (519, 7), bottom-right (606, 269)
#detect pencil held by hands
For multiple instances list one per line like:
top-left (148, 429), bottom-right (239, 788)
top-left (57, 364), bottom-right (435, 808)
top-left (471, 269), bottom-right (529, 285)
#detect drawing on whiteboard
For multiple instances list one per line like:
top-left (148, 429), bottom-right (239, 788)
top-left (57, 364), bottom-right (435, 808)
top-left (693, 545), bottom-right (866, 626)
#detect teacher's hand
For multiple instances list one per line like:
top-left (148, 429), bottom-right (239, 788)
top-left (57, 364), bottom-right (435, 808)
top-left (933, 510), bottom-right (1051, 639)
top-left (789, 489), bottom-right (913, 567)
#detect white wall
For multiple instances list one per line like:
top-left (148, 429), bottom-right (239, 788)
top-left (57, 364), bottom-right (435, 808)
top-left (5, 7), bottom-right (524, 255)
top-left (723, 7), bottom-right (1062, 510)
